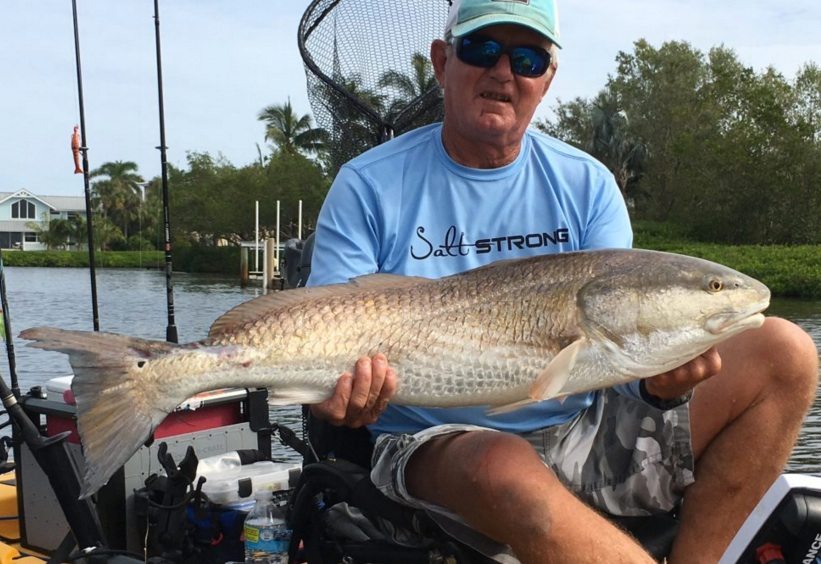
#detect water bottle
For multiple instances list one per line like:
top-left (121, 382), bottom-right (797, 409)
top-left (244, 489), bottom-right (290, 563)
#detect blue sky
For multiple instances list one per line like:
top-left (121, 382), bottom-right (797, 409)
top-left (3, 0), bottom-right (820, 197)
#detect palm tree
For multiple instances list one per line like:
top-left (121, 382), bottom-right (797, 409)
top-left (317, 73), bottom-right (389, 174)
top-left (257, 99), bottom-right (328, 157)
top-left (90, 161), bottom-right (144, 239)
top-left (586, 92), bottom-right (647, 201)
top-left (378, 52), bottom-right (439, 119)
top-left (28, 217), bottom-right (71, 249)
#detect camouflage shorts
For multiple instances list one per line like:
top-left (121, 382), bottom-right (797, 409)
top-left (370, 388), bottom-right (694, 562)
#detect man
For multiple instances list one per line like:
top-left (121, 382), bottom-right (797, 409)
top-left (306, 0), bottom-right (819, 561)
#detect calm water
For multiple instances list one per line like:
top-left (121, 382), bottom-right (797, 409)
top-left (2, 267), bottom-right (820, 472)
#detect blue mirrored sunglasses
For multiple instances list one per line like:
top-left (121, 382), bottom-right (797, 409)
top-left (455, 34), bottom-right (551, 78)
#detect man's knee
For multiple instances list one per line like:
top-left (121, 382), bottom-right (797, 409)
top-left (458, 432), bottom-right (557, 493)
top-left (409, 430), bottom-right (563, 509)
top-left (441, 431), bottom-right (569, 536)
top-left (721, 317), bottom-right (817, 400)
top-left (755, 317), bottom-right (818, 405)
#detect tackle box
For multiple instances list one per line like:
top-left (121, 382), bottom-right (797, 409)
top-left (199, 460), bottom-right (302, 507)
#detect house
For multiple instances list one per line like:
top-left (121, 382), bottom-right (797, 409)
top-left (0, 190), bottom-right (86, 250)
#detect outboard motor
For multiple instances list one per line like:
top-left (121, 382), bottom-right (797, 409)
top-left (720, 474), bottom-right (821, 563)
top-left (282, 233), bottom-right (316, 289)
top-left (282, 238), bottom-right (304, 289)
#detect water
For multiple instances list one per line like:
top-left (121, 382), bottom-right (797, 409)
top-left (2, 267), bottom-right (820, 473)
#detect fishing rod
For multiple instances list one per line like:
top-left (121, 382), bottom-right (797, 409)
top-left (153, 0), bottom-right (178, 344)
top-left (71, 0), bottom-right (100, 332)
top-left (0, 252), bottom-right (19, 399)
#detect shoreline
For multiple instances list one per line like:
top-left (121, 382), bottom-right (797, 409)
top-left (4, 241), bottom-right (821, 299)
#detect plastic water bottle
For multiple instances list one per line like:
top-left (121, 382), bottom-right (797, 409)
top-left (244, 490), bottom-right (290, 564)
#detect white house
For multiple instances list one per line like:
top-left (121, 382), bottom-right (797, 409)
top-left (0, 190), bottom-right (86, 250)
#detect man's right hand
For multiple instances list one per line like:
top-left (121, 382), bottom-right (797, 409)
top-left (310, 353), bottom-right (397, 428)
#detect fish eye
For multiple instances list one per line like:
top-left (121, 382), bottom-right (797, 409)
top-left (707, 278), bottom-right (724, 293)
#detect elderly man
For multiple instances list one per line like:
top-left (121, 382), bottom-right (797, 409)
top-left (306, 0), bottom-right (819, 561)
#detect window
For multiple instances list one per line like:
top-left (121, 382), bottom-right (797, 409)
top-left (11, 200), bottom-right (36, 219)
top-left (24, 232), bottom-right (38, 242)
top-left (0, 233), bottom-right (23, 249)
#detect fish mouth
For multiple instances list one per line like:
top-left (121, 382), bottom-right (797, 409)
top-left (705, 300), bottom-right (769, 335)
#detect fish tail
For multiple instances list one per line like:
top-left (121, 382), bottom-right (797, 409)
top-left (20, 327), bottom-right (181, 498)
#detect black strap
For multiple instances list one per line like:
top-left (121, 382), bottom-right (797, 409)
top-left (272, 421), bottom-right (313, 459)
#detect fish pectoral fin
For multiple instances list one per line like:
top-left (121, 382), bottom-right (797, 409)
top-left (485, 398), bottom-right (537, 416)
top-left (266, 388), bottom-right (332, 406)
top-left (529, 337), bottom-right (588, 401)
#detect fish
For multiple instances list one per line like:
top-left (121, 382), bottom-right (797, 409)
top-left (20, 248), bottom-right (770, 497)
top-left (71, 125), bottom-right (82, 174)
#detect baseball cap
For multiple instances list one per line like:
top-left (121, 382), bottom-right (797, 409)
top-left (444, 0), bottom-right (561, 48)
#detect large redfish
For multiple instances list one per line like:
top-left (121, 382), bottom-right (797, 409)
top-left (21, 249), bottom-right (770, 497)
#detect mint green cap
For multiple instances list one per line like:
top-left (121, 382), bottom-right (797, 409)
top-left (445, 0), bottom-right (562, 48)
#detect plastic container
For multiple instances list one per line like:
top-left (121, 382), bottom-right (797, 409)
top-left (197, 451), bottom-right (243, 476)
top-left (243, 490), bottom-right (290, 563)
top-left (45, 375), bottom-right (75, 404)
top-left (199, 460), bottom-right (301, 507)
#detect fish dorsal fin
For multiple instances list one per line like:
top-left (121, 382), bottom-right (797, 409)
top-left (349, 273), bottom-right (432, 290)
top-left (208, 274), bottom-right (432, 338)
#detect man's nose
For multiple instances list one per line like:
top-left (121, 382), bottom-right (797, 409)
top-left (489, 53), bottom-right (515, 79)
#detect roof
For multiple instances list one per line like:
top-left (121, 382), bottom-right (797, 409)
top-left (0, 190), bottom-right (86, 213)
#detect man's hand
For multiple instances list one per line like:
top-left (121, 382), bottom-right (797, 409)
top-left (643, 347), bottom-right (722, 400)
top-left (310, 353), bottom-right (398, 427)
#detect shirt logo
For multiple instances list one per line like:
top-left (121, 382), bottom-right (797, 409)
top-left (410, 225), bottom-right (569, 260)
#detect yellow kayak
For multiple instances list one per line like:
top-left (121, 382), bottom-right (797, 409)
top-left (0, 471), bottom-right (47, 563)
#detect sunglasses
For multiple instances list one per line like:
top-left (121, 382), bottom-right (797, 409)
top-left (455, 34), bottom-right (552, 78)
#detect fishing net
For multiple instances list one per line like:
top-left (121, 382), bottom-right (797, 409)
top-left (298, 0), bottom-right (451, 175)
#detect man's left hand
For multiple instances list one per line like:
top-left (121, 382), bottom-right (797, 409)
top-left (644, 347), bottom-right (722, 400)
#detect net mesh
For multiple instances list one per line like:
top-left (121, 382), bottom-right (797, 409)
top-left (298, 0), bottom-right (451, 175)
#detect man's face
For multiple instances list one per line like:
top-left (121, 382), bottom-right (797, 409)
top-left (432, 24), bottom-right (556, 151)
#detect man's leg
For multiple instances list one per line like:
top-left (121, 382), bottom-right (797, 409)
top-left (405, 430), bottom-right (655, 564)
top-left (670, 317), bottom-right (819, 562)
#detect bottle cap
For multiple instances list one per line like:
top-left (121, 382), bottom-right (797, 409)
top-left (254, 489), bottom-right (273, 501)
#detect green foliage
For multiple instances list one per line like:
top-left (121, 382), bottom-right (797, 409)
top-left (379, 52), bottom-right (439, 120)
top-left (633, 221), bottom-right (821, 298)
top-left (168, 150), bottom-right (329, 245)
top-left (536, 90), bottom-right (646, 199)
top-left (1, 250), bottom-right (164, 268)
top-left (540, 40), bottom-right (821, 245)
top-left (3, 249), bottom-right (236, 274)
top-left (90, 160), bottom-right (145, 244)
top-left (318, 74), bottom-right (389, 177)
top-left (172, 245), bottom-right (241, 273)
top-left (258, 98), bottom-right (328, 158)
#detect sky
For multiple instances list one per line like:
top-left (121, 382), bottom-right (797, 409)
top-left (2, 1), bottom-right (820, 198)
